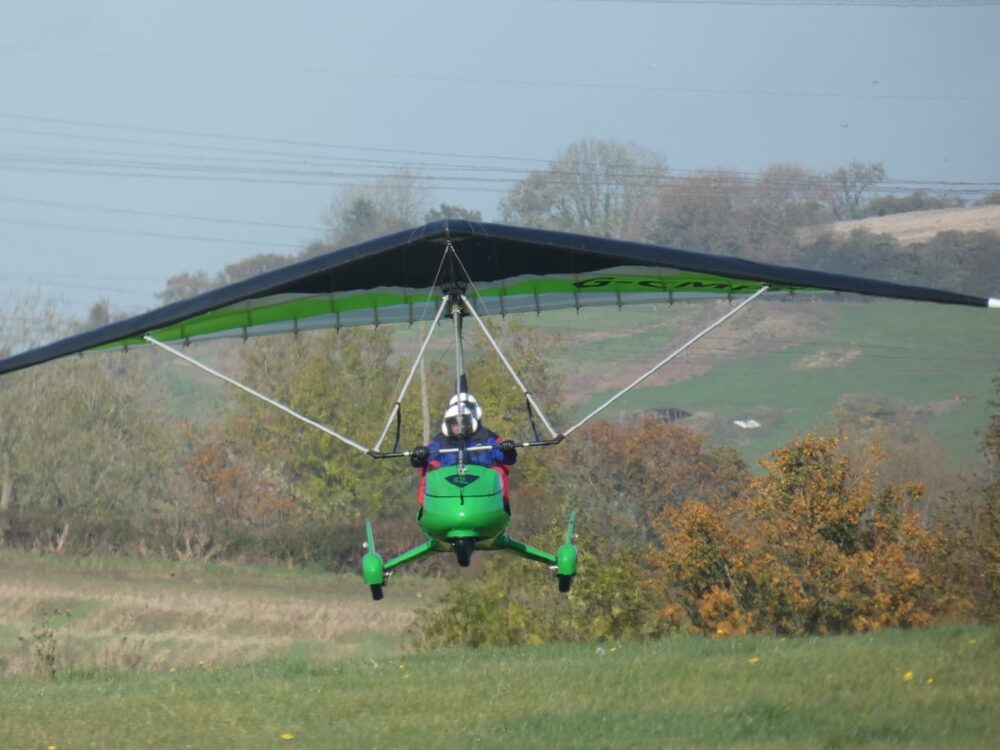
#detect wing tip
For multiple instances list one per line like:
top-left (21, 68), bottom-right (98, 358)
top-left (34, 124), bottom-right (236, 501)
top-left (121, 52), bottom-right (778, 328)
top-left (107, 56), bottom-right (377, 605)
top-left (989, 298), bottom-right (1000, 310)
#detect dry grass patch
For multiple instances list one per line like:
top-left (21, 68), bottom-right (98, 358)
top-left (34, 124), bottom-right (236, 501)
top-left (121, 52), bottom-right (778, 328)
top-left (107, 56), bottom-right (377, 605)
top-left (0, 551), bottom-right (440, 674)
top-left (807, 205), bottom-right (1000, 244)
top-left (793, 348), bottom-right (863, 369)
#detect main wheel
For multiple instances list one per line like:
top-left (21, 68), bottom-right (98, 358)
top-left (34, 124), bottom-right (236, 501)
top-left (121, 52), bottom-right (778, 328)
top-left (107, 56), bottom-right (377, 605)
top-left (370, 584), bottom-right (384, 601)
top-left (558, 574), bottom-right (573, 593)
top-left (453, 538), bottom-right (474, 567)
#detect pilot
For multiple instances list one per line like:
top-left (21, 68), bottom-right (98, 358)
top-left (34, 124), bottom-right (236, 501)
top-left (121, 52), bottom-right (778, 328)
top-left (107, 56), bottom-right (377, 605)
top-left (410, 393), bottom-right (517, 508)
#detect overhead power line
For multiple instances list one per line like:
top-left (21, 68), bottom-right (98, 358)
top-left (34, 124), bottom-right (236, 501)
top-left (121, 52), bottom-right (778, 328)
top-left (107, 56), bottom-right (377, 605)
top-left (2, 148), bottom-right (997, 199)
top-left (3, 113), bottom-right (999, 199)
top-left (0, 112), bottom-right (545, 166)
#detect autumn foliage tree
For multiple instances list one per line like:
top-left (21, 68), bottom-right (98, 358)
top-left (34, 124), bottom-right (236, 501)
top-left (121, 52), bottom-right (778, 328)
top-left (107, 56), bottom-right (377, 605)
top-left (650, 434), bottom-right (937, 636)
top-left (181, 417), bottom-right (295, 526)
top-left (558, 419), bottom-right (748, 547)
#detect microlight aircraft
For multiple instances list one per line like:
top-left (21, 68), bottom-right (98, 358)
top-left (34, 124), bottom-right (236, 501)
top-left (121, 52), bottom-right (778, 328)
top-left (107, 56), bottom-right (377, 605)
top-left (1, 221), bottom-right (997, 600)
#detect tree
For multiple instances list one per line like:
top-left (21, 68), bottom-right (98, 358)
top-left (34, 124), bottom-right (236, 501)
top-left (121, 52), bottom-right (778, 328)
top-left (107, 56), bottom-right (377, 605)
top-left (643, 170), bottom-right (747, 255)
top-left (231, 328), bottom-right (411, 518)
top-left (320, 171), bottom-right (428, 251)
top-left (796, 229), bottom-right (904, 279)
top-left (85, 299), bottom-right (111, 330)
top-left (156, 271), bottom-right (216, 305)
top-left (0, 352), bottom-right (179, 552)
top-left (1, 296), bottom-right (76, 511)
top-left (830, 393), bottom-right (953, 506)
top-left (220, 253), bottom-right (291, 283)
top-left (650, 434), bottom-right (937, 635)
top-left (742, 164), bottom-right (830, 260)
top-left (156, 254), bottom-right (292, 305)
top-left (424, 203), bottom-right (483, 223)
top-left (928, 376), bottom-right (1000, 621)
top-left (643, 164), bottom-right (829, 262)
top-left (558, 419), bottom-right (747, 547)
top-left (0, 295), bottom-right (70, 359)
top-left (500, 139), bottom-right (668, 239)
top-left (861, 190), bottom-right (962, 218)
top-left (913, 231), bottom-right (1000, 298)
top-left (828, 161), bottom-right (886, 220)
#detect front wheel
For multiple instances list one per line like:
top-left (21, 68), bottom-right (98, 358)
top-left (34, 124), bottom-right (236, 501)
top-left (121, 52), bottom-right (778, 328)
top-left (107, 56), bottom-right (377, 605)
top-left (370, 584), bottom-right (384, 601)
top-left (558, 575), bottom-right (573, 593)
top-left (453, 538), bottom-right (474, 567)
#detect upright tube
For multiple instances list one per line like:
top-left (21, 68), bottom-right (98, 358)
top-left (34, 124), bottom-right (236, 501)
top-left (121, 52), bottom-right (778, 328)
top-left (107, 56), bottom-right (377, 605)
top-left (452, 301), bottom-right (465, 399)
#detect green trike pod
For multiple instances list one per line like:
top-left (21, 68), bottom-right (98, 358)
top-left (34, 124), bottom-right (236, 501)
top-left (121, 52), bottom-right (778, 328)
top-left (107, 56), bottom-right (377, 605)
top-left (361, 520), bottom-right (386, 600)
top-left (556, 511), bottom-right (578, 593)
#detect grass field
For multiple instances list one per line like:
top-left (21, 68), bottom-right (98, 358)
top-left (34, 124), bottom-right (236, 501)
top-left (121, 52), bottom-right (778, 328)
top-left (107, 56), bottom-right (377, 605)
top-left (0, 550), bottom-right (441, 674)
top-left (568, 299), bottom-right (1000, 470)
top-left (1, 551), bottom-right (998, 749)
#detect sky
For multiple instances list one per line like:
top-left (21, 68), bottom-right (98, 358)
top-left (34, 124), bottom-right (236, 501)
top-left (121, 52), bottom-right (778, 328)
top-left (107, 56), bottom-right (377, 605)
top-left (1, 0), bottom-right (998, 319)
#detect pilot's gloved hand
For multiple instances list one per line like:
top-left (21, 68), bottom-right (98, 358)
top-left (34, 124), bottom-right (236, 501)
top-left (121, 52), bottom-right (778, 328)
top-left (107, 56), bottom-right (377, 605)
top-left (500, 440), bottom-right (517, 453)
top-left (410, 445), bottom-right (429, 467)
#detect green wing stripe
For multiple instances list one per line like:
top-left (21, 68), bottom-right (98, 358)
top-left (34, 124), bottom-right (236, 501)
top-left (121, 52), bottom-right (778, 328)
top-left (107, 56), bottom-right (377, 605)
top-left (92, 272), bottom-right (809, 351)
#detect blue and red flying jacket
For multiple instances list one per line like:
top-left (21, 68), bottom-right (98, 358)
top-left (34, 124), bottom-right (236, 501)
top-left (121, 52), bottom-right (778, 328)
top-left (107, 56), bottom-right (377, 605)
top-left (416, 426), bottom-right (516, 507)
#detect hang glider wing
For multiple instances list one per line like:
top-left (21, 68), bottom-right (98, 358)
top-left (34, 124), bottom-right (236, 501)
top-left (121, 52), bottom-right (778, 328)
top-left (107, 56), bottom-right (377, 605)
top-left (1, 220), bottom-right (996, 376)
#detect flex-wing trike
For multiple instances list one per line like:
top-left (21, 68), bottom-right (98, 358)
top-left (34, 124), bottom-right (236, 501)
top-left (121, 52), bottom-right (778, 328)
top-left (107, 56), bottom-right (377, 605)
top-left (0, 221), bottom-right (995, 601)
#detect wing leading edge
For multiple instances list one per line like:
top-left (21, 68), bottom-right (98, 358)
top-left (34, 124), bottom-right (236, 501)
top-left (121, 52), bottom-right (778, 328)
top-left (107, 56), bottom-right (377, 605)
top-left (0, 220), bottom-right (996, 376)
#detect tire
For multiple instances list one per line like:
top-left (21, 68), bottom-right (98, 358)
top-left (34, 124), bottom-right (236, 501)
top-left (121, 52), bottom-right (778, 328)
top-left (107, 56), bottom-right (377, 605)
top-left (558, 574), bottom-right (573, 593)
top-left (453, 538), bottom-right (474, 567)
top-left (370, 584), bottom-right (384, 601)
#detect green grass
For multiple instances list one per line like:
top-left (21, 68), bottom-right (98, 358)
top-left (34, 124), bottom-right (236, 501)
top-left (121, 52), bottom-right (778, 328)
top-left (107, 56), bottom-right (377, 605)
top-left (1, 625), bottom-right (996, 749)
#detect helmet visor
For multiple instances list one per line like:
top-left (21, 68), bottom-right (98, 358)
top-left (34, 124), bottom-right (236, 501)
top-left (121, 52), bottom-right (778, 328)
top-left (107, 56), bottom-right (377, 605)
top-left (446, 414), bottom-right (476, 436)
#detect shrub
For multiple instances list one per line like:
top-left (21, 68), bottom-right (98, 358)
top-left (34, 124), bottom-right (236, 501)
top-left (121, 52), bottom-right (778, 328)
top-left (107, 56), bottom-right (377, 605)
top-left (649, 434), bottom-right (938, 635)
top-left (414, 528), bottom-right (664, 648)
